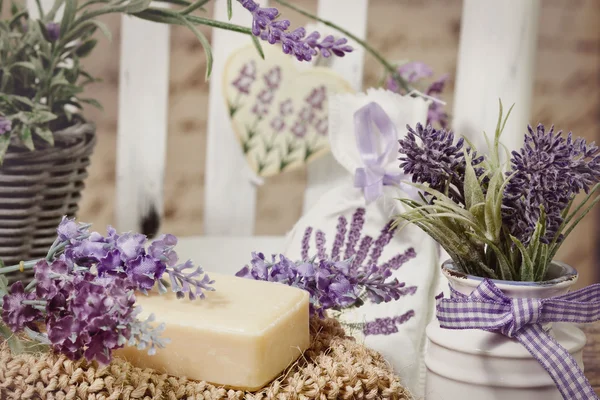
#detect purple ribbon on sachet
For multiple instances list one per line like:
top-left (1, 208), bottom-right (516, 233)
top-left (353, 102), bottom-right (409, 203)
top-left (437, 279), bottom-right (600, 400)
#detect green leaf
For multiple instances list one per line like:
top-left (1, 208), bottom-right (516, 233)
top-left (90, 20), bottom-right (113, 41)
top-left (251, 35), bottom-right (265, 59)
top-left (467, 232), bottom-right (513, 280)
top-left (463, 150), bottom-right (485, 214)
top-left (123, 0), bottom-right (152, 13)
top-left (78, 98), bottom-right (103, 110)
top-left (60, 0), bottom-right (78, 36)
top-left (510, 235), bottom-right (534, 281)
top-left (484, 170), bottom-right (503, 241)
top-left (4, 95), bottom-right (34, 108)
top-left (75, 39), bottom-right (98, 57)
top-left (31, 110), bottom-right (57, 124)
top-left (9, 61), bottom-right (36, 73)
top-left (0, 133), bottom-right (11, 164)
top-left (227, 0), bottom-right (232, 20)
top-left (19, 125), bottom-right (34, 150)
top-left (35, 127), bottom-right (54, 145)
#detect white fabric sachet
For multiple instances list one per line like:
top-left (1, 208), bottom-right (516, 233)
top-left (283, 89), bottom-right (440, 397)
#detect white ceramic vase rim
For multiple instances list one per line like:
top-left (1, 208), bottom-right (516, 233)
top-left (441, 259), bottom-right (578, 289)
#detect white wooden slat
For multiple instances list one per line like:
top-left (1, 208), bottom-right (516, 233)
top-left (204, 0), bottom-right (263, 236)
top-left (115, 12), bottom-right (170, 235)
top-left (27, 0), bottom-right (62, 20)
top-left (452, 0), bottom-right (541, 155)
top-left (303, 0), bottom-right (369, 214)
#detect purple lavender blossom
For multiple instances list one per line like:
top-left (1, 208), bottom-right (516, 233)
top-left (238, 0), bottom-right (352, 62)
top-left (368, 221), bottom-right (397, 267)
top-left (270, 116), bottom-right (286, 132)
top-left (2, 281), bottom-right (42, 332)
top-left (305, 86), bottom-right (326, 110)
top-left (46, 22), bottom-right (60, 41)
top-left (291, 121), bottom-right (307, 138)
top-left (251, 102), bottom-right (269, 118)
top-left (236, 251), bottom-right (406, 317)
top-left (258, 89), bottom-right (275, 104)
top-left (398, 123), bottom-right (483, 204)
top-left (503, 124), bottom-right (600, 244)
top-left (232, 61), bottom-right (257, 94)
top-left (331, 216), bottom-right (347, 261)
top-left (299, 106), bottom-right (315, 123)
top-left (279, 99), bottom-right (294, 116)
top-left (263, 66), bottom-right (282, 90)
top-left (315, 230), bottom-right (326, 260)
top-left (1, 219), bottom-right (214, 364)
top-left (314, 117), bottom-right (328, 136)
top-left (344, 208), bottom-right (365, 259)
top-left (0, 117), bottom-right (11, 135)
top-left (301, 226), bottom-right (313, 260)
top-left (387, 61), bottom-right (433, 92)
top-left (386, 62), bottom-right (449, 128)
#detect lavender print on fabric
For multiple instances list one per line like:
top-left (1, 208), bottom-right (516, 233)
top-left (300, 208), bottom-right (419, 335)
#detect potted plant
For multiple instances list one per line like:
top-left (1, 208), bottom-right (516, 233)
top-left (395, 101), bottom-right (600, 400)
top-left (0, 0), bottom-right (359, 279)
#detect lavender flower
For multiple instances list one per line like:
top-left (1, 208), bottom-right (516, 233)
top-left (363, 310), bottom-right (415, 336)
top-left (263, 66), bottom-right (282, 90)
top-left (291, 121), bottom-right (307, 138)
top-left (270, 116), bottom-right (285, 132)
top-left (279, 99), bottom-right (294, 116)
top-left (238, 0), bottom-right (352, 62)
top-left (503, 124), bottom-right (600, 244)
top-left (344, 208), bottom-right (365, 259)
top-left (299, 106), bottom-right (315, 123)
top-left (0, 117), bottom-right (11, 135)
top-left (305, 86), bottom-right (326, 110)
top-left (236, 252), bottom-right (407, 317)
top-left (386, 62), bottom-right (449, 128)
top-left (398, 123), bottom-right (483, 204)
top-left (1, 218), bottom-right (215, 364)
top-left (46, 22), bottom-right (60, 41)
top-left (232, 61), bottom-right (257, 94)
top-left (314, 117), bottom-right (328, 136)
top-left (2, 281), bottom-right (42, 332)
top-left (331, 216), bottom-right (347, 261)
top-left (315, 230), bottom-right (326, 260)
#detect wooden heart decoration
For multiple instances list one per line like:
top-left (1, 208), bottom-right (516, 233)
top-left (223, 44), bottom-right (354, 178)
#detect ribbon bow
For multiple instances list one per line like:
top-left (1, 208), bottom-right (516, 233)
top-left (353, 102), bottom-right (408, 203)
top-left (437, 279), bottom-right (600, 400)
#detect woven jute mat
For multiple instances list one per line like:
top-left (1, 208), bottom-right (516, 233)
top-left (0, 318), bottom-right (411, 400)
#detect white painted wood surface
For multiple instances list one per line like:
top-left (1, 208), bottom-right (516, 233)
top-left (27, 0), bottom-right (62, 19)
top-left (176, 236), bottom-right (285, 275)
top-left (303, 0), bottom-right (369, 214)
top-left (452, 0), bottom-right (540, 155)
top-left (115, 11), bottom-right (170, 234)
top-left (204, 0), bottom-right (263, 236)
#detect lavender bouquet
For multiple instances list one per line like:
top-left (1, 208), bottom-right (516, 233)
top-left (0, 217), bottom-right (213, 363)
top-left (396, 101), bottom-right (600, 282)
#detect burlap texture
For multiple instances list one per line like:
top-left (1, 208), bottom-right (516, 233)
top-left (0, 317), bottom-right (411, 400)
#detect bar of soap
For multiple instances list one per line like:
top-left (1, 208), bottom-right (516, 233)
top-left (116, 272), bottom-right (310, 391)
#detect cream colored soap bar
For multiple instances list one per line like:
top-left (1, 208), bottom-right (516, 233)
top-left (116, 272), bottom-right (310, 391)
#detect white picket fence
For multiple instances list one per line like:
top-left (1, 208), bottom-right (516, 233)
top-left (28, 0), bottom-right (540, 257)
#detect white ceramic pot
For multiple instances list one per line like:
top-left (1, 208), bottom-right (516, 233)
top-left (424, 260), bottom-right (587, 400)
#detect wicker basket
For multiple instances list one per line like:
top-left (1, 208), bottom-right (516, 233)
top-left (0, 123), bottom-right (95, 282)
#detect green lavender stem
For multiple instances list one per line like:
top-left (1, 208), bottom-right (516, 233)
top-left (0, 260), bottom-right (38, 275)
top-left (273, 0), bottom-right (411, 93)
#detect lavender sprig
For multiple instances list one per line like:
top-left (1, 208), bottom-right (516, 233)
top-left (238, 0), bottom-right (352, 61)
top-left (0, 217), bottom-right (214, 363)
top-left (236, 252), bottom-right (411, 317)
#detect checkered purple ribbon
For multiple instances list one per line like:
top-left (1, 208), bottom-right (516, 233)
top-left (436, 279), bottom-right (600, 400)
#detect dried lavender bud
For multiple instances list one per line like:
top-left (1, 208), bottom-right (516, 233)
top-left (503, 124), bottom-right (600, 244)
top-left (398, 123), bottom-right (483, 204)
top-left (46, 22), bottom-right (60, 41)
